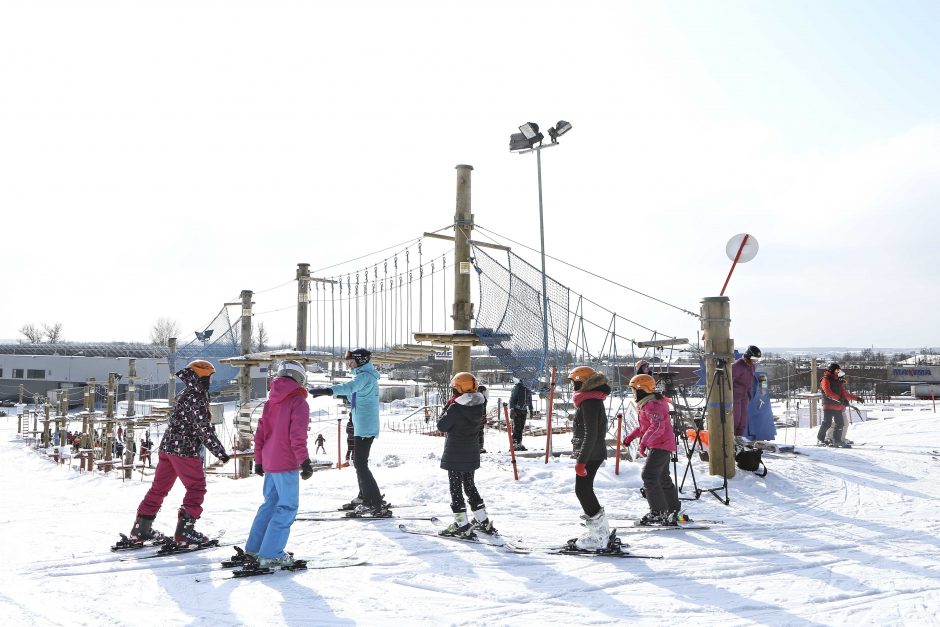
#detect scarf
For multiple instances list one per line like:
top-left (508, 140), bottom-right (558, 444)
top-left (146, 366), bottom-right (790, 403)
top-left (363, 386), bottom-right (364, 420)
top-left (573, 390), bottom-right (607, 407)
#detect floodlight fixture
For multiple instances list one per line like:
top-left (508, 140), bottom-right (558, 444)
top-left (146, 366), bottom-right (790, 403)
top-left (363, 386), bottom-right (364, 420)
top-left (519, 122), bottom-right (540, 140)
top-left (547, 120), bottom-right (572, 143)
top-left (509, 132), bottom-right (530, 152)
top-left (195, 330), bottom-right (214, 342)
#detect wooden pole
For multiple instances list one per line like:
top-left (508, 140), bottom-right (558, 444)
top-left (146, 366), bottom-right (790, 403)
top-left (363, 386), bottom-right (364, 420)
top-left (296, 263), bottom-right (311, 351)
top-left (452, 164), bottom-right (474, 375)
top-left (701, 297), bottom-right (735, 479)
top-left (237, 290), bottom-right (254, 478)
top-left (503, 402), bottom-right (518, 480)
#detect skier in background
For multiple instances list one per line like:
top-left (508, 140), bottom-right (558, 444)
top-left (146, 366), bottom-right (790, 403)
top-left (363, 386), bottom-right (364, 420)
top-left (244, 360), bottom-right (314, 570)
top-left (818, 363), bottom-right (862, 448)
top-left (732, 345), bottom-right (761, 442)
top-left (314, 433), bottom-right (327, 455)
top-left (509, 379), bottom-right (533, 451)
top-left (437, 372), bottom-right (497, 537)
top-left (126, 360), bottom-right (230, 548)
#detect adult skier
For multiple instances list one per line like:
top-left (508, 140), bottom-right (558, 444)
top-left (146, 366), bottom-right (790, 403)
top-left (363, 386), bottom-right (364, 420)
top-left (244, 360), bottom-right (314, 569)
top-left (509, 379), bottom-right (534, 451)
top-left (435, 372), bottom-right (497, 537)
top-left (567, 365), bottom-right (613, 549)
top-left (622, 374), bottom-right (681, 526)
top-left (127, 360), bottom-right (230, 547)
top-left (818, 363), bottom-right (862, 448)
top-left (732, 345), bottom-right (761, 440)
top-left (309, 349), bottom-right (389, 516)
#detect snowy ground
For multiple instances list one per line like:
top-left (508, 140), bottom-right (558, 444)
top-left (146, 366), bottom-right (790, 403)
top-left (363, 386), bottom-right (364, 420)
top-left (3, 400), bottom-right (940, 626)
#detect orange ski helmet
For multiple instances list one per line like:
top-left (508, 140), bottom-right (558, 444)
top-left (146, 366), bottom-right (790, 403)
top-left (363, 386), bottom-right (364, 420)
top-left (450, 371), bottom-right (478, 394)
top-left (186, 360), bottom-right (215, 377)
top-left (568, 366), bottom-right (596, 383)
top-left (629, 374), bottom-right (656, 394)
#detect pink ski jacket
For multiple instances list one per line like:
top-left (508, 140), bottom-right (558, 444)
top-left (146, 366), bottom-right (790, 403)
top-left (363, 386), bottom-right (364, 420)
top-left (254, 377), bottom-right (311, 473)
top-left (625, 395), bottom-right (675, 453)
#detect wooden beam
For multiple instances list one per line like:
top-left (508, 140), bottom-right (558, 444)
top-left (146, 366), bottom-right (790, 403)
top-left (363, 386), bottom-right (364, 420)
top-left (423, 232), bottom-right (510, 252)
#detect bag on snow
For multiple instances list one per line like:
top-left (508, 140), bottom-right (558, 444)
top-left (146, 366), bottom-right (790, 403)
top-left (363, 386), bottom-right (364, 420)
top-left (735, 448), bottom-right (768, 477)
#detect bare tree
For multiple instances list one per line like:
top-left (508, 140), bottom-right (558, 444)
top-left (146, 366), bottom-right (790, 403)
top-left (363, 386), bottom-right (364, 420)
top-left (43, 322), bottom-right (64, 343)
top-left (19, 323), bottom-right (44, 343)
top-left (150, 317), bottom-right (181, 345)
top-left (253, 322), bottom-right (269, 352)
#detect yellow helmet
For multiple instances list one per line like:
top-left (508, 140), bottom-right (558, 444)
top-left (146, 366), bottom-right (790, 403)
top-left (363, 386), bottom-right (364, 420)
top-left (629, 374), bottom-right (656, 394)
top-left (568, 366), bottom-right (596, 383)
top-left (186, 360), bottom-right (215, 377)
top-left (450, 371), bottom-right (478, 394)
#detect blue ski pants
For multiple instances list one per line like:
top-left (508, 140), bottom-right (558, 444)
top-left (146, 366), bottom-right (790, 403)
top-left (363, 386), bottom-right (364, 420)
top-left (245, 470), bottom-right (299, 559)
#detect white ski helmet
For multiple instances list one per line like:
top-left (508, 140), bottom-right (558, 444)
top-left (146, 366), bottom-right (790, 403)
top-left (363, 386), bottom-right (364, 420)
top-left (275, 360), bottom-right (307, 386)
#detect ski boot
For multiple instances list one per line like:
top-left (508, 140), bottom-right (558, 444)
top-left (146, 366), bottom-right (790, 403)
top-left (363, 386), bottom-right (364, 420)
top-left (173, 508), bottom-right (211, 547)
top-left (513, 443), bottom-right (527, 452)
top-left (636, 511), bottom-right (667, 527)
top-left (661, 511), bottom-right (681, 527)
top-left (112, 514), bottom-right (166, 551)
top-left (440, 511), bottom-right (476, 539)
top-left (340, 495), bottom-right (364, 510)
top-left (832, 441), bottom-right (853, 449)
top-left (470, 506), bottom-right (498, 535)
top-left (817, 439), bottom-right (831, 447)
top-left (221, 546), bottom-right (259, 568)
top-left (571, 508), bottom-right (609, 550)
top-left (347, 501), bottom-right (392, 518)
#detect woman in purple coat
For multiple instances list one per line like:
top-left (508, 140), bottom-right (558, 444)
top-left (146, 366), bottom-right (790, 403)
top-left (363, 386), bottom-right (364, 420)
top-left (732, 345), bottom-right (761, 437)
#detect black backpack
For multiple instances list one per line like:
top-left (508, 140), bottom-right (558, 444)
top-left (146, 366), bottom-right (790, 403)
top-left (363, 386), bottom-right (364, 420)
top-left (735, 447), bottom-right (768, 477)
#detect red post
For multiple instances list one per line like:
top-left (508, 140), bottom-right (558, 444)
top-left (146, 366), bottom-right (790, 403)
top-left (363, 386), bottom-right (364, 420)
top-left (544, 367), bottom-right (557, 464)
top-left (503, 402), bottom-right (519, 481)
top-left (615, 413), bottom-right (623, 475)
top-left (337, 418), bottom-right (343, 469)
top-left (720, 233), bottom-right (749, 296)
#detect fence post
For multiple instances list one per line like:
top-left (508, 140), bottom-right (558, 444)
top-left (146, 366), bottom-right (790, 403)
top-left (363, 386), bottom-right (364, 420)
top-left (544, 367), bottom-right (556, 464)
top-left (503, 402), bottom-right (518, 480)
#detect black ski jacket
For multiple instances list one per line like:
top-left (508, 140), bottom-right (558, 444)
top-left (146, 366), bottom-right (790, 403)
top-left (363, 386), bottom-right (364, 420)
top-left (509, 382), bottom-right (534, 412)
top-left (159, 368), bottom-right (226, 459)
top-left (571, 373), bottom-right (611, 463)
top-left (438, 391), bottom-right (486, 472)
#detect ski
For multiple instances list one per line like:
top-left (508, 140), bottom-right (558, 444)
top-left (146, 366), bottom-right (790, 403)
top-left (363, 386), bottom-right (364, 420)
top-left (397, 523), bottom-right (505, 546)
top-left (616, 524), bottom-right (712, 533)
top-left (607, 515), bottom-right (723, 525)
top-left (503, 534), bottom-right (661, 559)
top-left (198, 556), bottom-right (366, 581)
top-left (296, 514), bottom-right (439, 523)
top-left (298, 503), bottom-right (419, 515)
top-left (122, 531), bottom-right (227, 561)
top-left (110, 532), bottom-right (169, 552)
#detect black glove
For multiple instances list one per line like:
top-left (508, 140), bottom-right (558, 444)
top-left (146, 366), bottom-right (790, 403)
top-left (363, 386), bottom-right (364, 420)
top-left (255, 463), bottom-right (264, 477)
top-left (218, 452), bottom-right (230, 464)
top-left (308, 387), bottom-right (333, 398)
top-left (300, 458), bottom-right (314, 480)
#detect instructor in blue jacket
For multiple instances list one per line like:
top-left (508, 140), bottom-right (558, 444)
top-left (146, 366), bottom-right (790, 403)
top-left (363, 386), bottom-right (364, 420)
top-left (309, 349), bottom-right (388, 516)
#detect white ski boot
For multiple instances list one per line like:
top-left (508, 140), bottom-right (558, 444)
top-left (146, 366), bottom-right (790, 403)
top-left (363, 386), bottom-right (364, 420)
top-left (574, 507), bottom-right (609, 550)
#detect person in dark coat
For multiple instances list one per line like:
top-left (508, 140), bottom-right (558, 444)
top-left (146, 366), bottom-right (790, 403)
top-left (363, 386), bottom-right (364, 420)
top-left (566, 366), bottom-right (612, 550)
top-left (437, 372), bottom-right (496, 537)
top-left (509, 379), bottom-right (533, 451)
top-left (128, 360), bottom-right (229, 548)
top-left (731, 345), bottom-right (761, 438)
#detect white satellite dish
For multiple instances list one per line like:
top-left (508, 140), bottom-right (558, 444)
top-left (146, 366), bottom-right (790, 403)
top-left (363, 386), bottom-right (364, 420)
top-left (725, 233), bottom-right (759, 263)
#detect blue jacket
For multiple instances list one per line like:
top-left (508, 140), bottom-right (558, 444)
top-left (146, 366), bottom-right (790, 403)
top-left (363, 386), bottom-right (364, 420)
top-left (331, 363), bottom-right (381, 437)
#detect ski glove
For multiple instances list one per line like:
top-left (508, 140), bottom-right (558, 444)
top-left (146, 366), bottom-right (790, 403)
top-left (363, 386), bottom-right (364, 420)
top-left (300, 458), bottom-right (314, 480)
top-left (622, 435), bottom-right (634, 447)
top-left (218, 452), bottom-right (230, 464)
top-left (255, 463), bottom-right (264, 477)
top-left (308, 387), bottom-right (333, 398)
top-left (639, 445), bottom-right (648, 457)
top-left (574, 462), bottom-right (587, 477)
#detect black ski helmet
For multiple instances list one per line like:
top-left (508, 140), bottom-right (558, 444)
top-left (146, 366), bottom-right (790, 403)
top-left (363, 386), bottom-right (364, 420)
top-left (828, 362), bottom-right (841, 373)
top-left (744, 345), bottom-right (762, 359)
top-left (344, 348), bottom-right (372, 367)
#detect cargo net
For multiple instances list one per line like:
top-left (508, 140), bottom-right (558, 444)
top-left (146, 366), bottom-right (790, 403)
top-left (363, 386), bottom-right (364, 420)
top-left (471, 246), bottom-right (570, 391)
top-left (174, 306), bottom-right (241, 387)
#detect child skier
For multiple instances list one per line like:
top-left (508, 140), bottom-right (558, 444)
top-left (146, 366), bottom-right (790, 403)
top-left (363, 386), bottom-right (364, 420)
top-left (622, 374), bottom-right (681, 526)
top-left (819, 363), bottom-right (862, 448)
top-left (567, 366), bottom-right (613, 550)
top-left (244, 360), bottom-right (314, 570)
top-left (437, 372), bottom-right (497, 537)
top-left (126, 360), bottom-right (230, 547)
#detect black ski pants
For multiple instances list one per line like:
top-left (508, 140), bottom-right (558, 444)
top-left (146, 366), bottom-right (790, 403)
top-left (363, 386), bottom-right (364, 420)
top-left (575, 460), bottom-right (603, 518)
top-left (448, 470), bottom-right (484, 513)
top-left (511, 409), bottom-right (528, 445)
top-left (817, 409), bottom-right (845, 444)
top-left (353, 436), bottom-right (382, 507)
top-left (642, 448), bottom-right (680, 513)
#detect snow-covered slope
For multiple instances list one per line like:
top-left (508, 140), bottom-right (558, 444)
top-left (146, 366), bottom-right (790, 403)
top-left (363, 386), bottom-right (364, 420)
top-left (2, 402), bottom-right (939, 626)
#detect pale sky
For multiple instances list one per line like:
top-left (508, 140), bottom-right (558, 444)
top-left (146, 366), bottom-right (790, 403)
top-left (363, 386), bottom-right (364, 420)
top-left (2, 1), bottom-right (938, 350)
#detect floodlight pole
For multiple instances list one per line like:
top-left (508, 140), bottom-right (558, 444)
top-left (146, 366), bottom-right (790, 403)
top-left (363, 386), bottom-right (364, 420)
top-left (535, 146), bottom-right (550, 384)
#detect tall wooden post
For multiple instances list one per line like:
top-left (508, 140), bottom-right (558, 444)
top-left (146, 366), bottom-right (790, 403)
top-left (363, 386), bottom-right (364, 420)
top-left (167, 337), bottom-right (178, 402)
top-left (42, 403), bottom-right (51, 447)
top-left (127, 359), bottom-right (137, 418)
top-left (701, 297), bottom-right (735, 479)
top-left (84, 377), bottom-right (96, 471)
top-left (809, 358), bottom-right (819, 428)
top-left (296, 263), bottom-right (311, 351)
top-left (103, 372), bottom-right (117, 467)
top-left (18, 384), bottom-right (24, 404)
top-left (237, 289), bottom-right (254, 478)
top-left (452, 164), bottom-right (474, 375)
